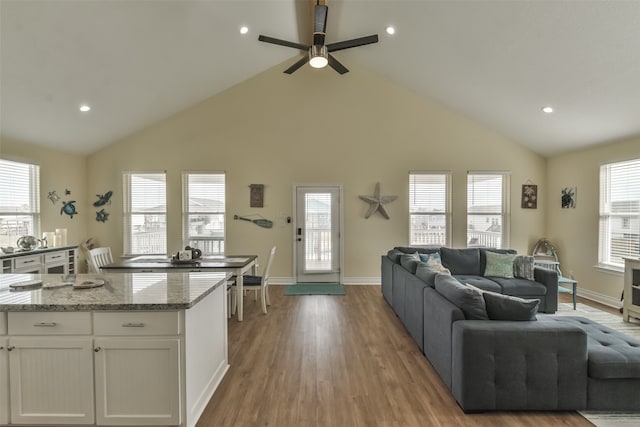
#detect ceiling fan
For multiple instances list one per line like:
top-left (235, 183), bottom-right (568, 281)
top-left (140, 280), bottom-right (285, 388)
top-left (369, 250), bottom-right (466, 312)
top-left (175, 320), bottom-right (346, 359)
top-left (258, 0), bottom-right (378, 75)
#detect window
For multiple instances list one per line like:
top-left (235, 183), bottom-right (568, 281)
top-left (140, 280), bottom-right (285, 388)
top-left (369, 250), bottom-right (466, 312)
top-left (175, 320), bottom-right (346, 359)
top-left (409, 172), bottom-right (451, 246)
top-left (123, 172), bottom-right (166, 255)
top-left (599, 159), bottom-right (640, 269)
top-left (467, 172), bottom-right (510, 249)
top-left (0, 159), bottom-right (40, 247)
top-left (182, 172), bottom-right (226, 255)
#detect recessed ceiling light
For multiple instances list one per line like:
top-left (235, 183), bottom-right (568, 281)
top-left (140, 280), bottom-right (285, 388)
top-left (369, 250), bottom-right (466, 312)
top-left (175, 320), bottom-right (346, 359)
top-left (79, 104), bottom-right (91, 112)
top-left (385, 26), bottom-right (395, 35)
top-left (542, 106), bottom-right (554, 114)
top-left (240, 26), bottom-right (249, 35)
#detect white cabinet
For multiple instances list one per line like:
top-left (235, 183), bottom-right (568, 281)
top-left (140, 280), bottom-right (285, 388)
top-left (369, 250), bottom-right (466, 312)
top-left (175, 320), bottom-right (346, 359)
top-left (94, 338), bottom-right (181, 426)
top-left (623, 257), bottom-right (640, 322)
top-left (0, 247), bottom-right (78, 275)
top-left (93, 311), bottom-right (182, 426)
top-left (8, 337), bottom-right (94, 425)
top-left (0, 321), bottom-right (8, 425)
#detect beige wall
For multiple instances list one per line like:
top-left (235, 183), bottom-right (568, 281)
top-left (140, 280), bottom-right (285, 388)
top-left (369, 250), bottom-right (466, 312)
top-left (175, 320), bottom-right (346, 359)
top-left (547, 135), bottom-right (640, 303)
top-left (84, 63), bottom-right (547, 281)
top-left (0, 137), bottom-right (88, 261)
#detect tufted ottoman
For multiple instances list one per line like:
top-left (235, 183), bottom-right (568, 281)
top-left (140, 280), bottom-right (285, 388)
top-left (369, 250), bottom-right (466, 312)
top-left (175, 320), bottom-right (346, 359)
top-left (541, 316), bottom-right (640, 410)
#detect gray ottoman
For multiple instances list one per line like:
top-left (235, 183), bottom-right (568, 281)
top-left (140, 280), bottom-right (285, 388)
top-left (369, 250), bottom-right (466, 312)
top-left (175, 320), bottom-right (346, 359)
top-left (541, 316), bottom-right (640, 410)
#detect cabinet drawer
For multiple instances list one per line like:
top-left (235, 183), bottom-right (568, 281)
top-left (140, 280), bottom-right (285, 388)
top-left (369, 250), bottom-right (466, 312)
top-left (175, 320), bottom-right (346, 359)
top-left (45, 251), bottom-right (67, 264)
top-left (8, 312), bottom-right (91, 335)
top-left (13, 255), bottom-right (41, 270)
top-left (0, 312), bottom-right (6, 335)
top-left (94, 311), bottom-right (181, 336)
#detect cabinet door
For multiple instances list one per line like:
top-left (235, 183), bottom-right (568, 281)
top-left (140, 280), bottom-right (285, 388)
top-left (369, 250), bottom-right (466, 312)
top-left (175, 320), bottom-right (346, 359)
top-left (8, 337), bottom-right (94, 425)
top-left (94, 338), bottom-right (181, 426)
top-left (0, 337), bottom-right (8, 425)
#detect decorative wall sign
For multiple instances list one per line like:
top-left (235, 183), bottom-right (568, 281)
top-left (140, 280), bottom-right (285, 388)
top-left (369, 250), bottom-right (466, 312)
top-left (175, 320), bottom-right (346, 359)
top-left (521, 184), bottom-right (538, 209)
top-left (249, 184), bottom-right (264, 208)
top-left (561, 187), bottom-right (577, 209)
top-left (359, 182), bottom-right (398, 219)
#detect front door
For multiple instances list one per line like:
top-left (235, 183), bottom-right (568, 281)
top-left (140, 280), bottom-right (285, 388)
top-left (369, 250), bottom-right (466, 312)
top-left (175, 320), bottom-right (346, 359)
top-left (294, 186), bottom-right (342, 283)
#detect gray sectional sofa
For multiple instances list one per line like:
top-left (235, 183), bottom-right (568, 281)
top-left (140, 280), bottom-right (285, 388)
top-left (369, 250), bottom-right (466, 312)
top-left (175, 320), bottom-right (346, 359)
top-left (381, 246), bottom-right (640, 412)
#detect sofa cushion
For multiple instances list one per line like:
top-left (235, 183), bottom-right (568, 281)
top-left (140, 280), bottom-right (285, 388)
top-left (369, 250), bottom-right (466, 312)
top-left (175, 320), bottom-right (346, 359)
top-left (492, 277), bottom-right (548, 297)
top-left (440, 247), bottom-right (481, 276)
top-left (435, 274), bottom-right (488, 320)
top-left (514, 255), bottom-right (535, 280)
top-left (400, 253), bottom-right (421, 274)
top-left (415, 263), bottom-right (439, 287)
top-left (455, 275), bottom-right (503, 293)
top-left (482, 291), bottom-right (539, 321)
top-left (484, 251), bottom-right (516, 278)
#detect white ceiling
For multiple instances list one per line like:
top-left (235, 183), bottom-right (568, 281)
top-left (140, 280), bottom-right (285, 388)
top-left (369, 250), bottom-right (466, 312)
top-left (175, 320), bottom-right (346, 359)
top-left (2, 0), bottom-right (640, 157)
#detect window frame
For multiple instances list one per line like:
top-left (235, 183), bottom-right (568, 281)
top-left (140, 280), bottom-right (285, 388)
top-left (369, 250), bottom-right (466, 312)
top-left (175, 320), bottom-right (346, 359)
top-left (408, 171), bottom-right (451, 247)
top-left (122, 171), bottom-right (167, 256)
top-left (0, 159), bottom-right (40, 248)
top-left (181, 171), bottom-right (226, 255)
top-left (598, 158), bottom-right (640, 270)
top-left (466, 171), bottom-right (510, 249)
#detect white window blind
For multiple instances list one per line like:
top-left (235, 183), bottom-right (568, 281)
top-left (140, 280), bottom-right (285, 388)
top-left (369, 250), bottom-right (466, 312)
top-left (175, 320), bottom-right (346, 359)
top-left (182, 172), bottom-right (226, 255)
top-left (467, 172), bottom-right (510, 249)
top-left (599, 159), bottom-right (640, 268)
top-left (409, 172), bottom-right (451, 246)
top-left (0, 159), bottom-right (40, 247)
top-left (123, 172), bottom-right (166, 255)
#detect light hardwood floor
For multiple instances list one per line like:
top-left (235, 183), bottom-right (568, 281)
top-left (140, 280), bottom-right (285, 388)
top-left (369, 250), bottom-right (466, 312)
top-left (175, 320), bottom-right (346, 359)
top-left (197, 286), bottom-right (594, 427)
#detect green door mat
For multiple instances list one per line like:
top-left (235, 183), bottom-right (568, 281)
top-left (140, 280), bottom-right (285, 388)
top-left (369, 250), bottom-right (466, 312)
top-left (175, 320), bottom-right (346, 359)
top-left (285, 283), bottom-right (345, 295)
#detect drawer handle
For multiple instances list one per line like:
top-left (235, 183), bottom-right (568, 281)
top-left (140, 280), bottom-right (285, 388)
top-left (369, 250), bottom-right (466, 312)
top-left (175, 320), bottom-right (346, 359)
top-left (34, 322), bottom-right (57, 327)
top-left (7, 346), bottom-right (15, 351)
top-left (23, 259), bottom-right (36, 264)
top-left (94, 347), bottom-right (102, 352)
top-left (122, 322), bottom-right (145, 328)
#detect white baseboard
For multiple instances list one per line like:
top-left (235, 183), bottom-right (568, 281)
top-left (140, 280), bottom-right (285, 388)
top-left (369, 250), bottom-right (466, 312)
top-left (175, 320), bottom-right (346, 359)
top-left (269, 277), bottom-right (379, 285)
top-left (576, 287), bottom-right (622, 309)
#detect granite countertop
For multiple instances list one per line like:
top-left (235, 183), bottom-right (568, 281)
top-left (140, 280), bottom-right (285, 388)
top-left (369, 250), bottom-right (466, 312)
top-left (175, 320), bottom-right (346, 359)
top-left (0, 272), bottom-right (229, 312)
top-left (0, 245), bottom-right (78, 259)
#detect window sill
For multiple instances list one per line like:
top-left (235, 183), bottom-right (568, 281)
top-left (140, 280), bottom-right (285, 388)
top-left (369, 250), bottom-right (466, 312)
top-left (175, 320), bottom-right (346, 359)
top-left (594, 263), bottom-right (624, 276)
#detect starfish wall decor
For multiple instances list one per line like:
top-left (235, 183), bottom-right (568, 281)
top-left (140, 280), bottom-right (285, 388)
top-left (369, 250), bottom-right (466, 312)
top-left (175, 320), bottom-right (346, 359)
top-left (359, 182), bottom-right (397, 219)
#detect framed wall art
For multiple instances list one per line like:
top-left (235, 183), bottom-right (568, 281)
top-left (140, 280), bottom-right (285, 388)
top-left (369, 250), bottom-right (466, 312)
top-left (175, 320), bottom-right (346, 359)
top-left (521, 184), bottom-right (538, 209)
top-left (249, 184), bottom-right (264, 208)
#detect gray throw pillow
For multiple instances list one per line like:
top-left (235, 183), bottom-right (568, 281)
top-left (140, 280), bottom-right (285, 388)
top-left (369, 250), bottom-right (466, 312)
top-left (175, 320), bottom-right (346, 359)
top-left (513, 255), bottom-right (535, 280)
top-left (482, 291), bottom-right (539, 321)
top-left (416, 263), bottom-right (439, 287)
top-left (435, 274), bottom-right (488, 320)
top-left (400, 252), bottom-right (421, 274)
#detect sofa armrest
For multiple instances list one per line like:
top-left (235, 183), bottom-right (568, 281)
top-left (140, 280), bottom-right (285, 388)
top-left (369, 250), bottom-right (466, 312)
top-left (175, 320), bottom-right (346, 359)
top-left (534, 266), bottom-right (559, 313)
top-left (451, 320), bottom-right (587, 411)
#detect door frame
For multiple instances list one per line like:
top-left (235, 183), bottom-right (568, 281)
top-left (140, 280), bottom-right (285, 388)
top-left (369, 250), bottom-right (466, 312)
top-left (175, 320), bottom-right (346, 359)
top-left (292, 184), bottom-right (344, 284)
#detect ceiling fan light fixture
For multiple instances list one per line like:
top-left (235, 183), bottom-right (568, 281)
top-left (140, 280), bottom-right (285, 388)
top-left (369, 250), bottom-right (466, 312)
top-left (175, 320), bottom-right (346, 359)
top-left (309, 45), bottom-right (328, 68)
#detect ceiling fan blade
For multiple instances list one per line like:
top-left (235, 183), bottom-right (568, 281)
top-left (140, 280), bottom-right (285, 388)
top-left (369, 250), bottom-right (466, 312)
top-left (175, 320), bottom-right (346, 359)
top-left (258, 35), bottom-right (309, 51)
top-left (313, 4), bottom-right (328, 46)
top-left (283, 56), bottom-right (309, 74)
top-left (326, 34), bottom-right (379, 52)
top-left (328, 54), bottom-right (349, 75)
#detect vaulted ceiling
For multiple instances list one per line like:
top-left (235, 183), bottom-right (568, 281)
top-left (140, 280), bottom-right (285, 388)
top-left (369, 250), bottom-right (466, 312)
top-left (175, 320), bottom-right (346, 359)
top-left (2, 0), bottom-right (639, 157)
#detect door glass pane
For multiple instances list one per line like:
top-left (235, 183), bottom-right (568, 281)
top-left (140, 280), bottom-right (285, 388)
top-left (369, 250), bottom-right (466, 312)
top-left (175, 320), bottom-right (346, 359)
top-left (305, 193), bottom-right (331, 271)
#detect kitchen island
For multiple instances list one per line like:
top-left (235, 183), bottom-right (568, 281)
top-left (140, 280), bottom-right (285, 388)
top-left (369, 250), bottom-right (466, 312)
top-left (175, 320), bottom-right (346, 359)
top-left (0, 272), bottom-right (229, 427)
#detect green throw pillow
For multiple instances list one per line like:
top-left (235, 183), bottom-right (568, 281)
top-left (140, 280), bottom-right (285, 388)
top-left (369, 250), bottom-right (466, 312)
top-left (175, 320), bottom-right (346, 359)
top-left (484, 251), bottom-right (516, 278)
